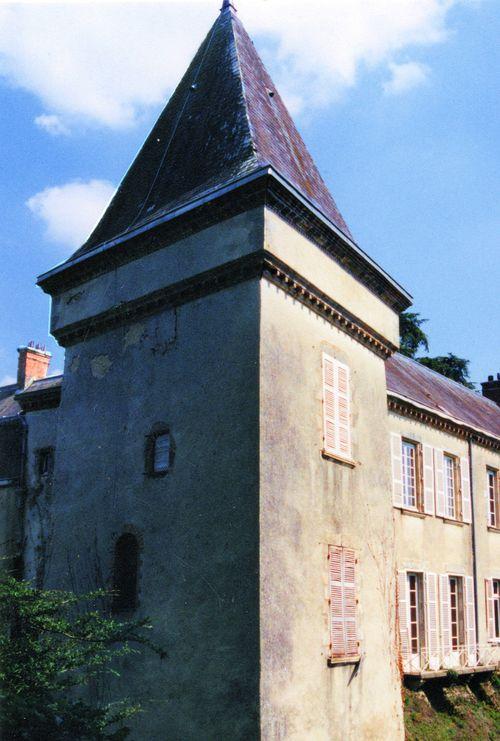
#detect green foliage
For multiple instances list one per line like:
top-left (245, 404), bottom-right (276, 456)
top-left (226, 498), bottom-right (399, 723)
top-left (0, 576), bottom-right (164, 740)
top-left (399, 312), bottom-right (475, 389)
top-left (400, 311), bottom-right (429, 359)
top-left (418, 354), bottom-right (475, 390)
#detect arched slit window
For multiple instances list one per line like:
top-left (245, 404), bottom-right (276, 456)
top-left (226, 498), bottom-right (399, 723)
top-left (112, 533), bottom-right (139, 613)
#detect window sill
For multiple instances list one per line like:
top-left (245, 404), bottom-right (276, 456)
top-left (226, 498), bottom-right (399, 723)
top-left (321, 450), bottom-right (356, 468)
top-left (328, 655), bottom-right (360, 667)
top-left (440, 517), bottom-right (465, 527)
top-left (487, 526), bottom-right (500, 533)
top-left (397, 507), bottom-right (426, 519)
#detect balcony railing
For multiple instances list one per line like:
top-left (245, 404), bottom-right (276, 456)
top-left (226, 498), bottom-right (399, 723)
top-left (403, 643), bottom-right (500, 675)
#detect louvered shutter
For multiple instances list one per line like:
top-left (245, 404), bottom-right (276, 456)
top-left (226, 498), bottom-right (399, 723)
top-left (485, 579), bottom-right (495, 640)
top-left (323, 354), bottom-right (337, 455)
top-left (434, 449), bottom-right (446, 518)
top-left (423, 445), bottom-right (435, 515)
top-left (343, 548), bottom-right (358, 657)
top-left (336, 361), bottom-right (352, 460)
top-left (439, 574), bottom-right (451, 666)
top-left (486, 477), bottom-right (493, 527)
top-left (425, 573), bottom-right (440, 670)
top-left (460, 457), bottom-right (472, 523)
top-left (398, 571), bottom-right (410, 671)
top-left (464, 576), bottom-right (477, 665)
top-left (328, 546), bottom-right (346, 658)
top-left (391, 434), bottom-right (403, 508)
top-left (322, 354), bottom-right (352, 461)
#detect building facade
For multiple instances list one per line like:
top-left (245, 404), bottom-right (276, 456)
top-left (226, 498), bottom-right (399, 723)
top-left (1, 4), bottom-right (499, 740)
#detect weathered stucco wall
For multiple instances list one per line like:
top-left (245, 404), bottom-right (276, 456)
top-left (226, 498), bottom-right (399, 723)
top-left (388, 414), bottom-right (473, 577)
top-left (470, 443), bottom-right (500, 648)
top-left (34, 279), bottom-right (261, 740)
top-left (259, 276), bottom-right (403, 741)
top-left (50, 209), bottom-right (264, 333)
top-left (264, 209), bottom-right (400, 348)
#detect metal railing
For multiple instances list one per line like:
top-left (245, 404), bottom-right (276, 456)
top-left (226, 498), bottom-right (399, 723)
top-left (404, 643), bottom-right (500, 673)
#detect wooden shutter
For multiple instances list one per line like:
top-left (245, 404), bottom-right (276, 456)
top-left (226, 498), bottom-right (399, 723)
top-left (460, 457), bottom-right (472, 523)
top-left (343, 548), bottom-right (358, 657)
top-left (435, 449), bottom-right (446, 518)
top-left (391, 433), bottom-right (403, 508)
top-left (425, 573), bottom-right (440, 670)
top-left (464, 576), bottom-right (476, 665)
top-left (439, 574), bottom-right (451, 666)
top-left (422, 445), bottom-right (435, 515)
top-left (322, 354), bottom-right (352, 461)
top-left (485, 579), bottom-right (495, 640)
top-left (328, 546), bottom-right (358, 660)
top-left (397, 571), bottom-right (410, 671)
top-left (323, 355), bottom-right (337, 455)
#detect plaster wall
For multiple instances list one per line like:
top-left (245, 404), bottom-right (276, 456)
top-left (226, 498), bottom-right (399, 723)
top-left (264, 209), bottom-right (400, 347)
top-left (50, 208), bottom-right (264, 333)
top-left (36, 281), bottom-right (261, 741)
top-left (259, 279), bottom-right (403, 741)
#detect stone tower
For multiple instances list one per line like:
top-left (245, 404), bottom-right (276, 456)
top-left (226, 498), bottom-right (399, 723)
top-left (33, 4), bottom-right (412, 739)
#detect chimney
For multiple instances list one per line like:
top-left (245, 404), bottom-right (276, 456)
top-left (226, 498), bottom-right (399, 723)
top-left (17, 342), bottom-right (51, 389)
top-left (481, 373), bottom-right (500, 406)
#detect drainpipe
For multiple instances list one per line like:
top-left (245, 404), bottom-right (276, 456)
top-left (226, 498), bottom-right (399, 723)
top-left (468, 435), bottom-right (480, 645)
top-left (17, 414), bottom-right (28, 580)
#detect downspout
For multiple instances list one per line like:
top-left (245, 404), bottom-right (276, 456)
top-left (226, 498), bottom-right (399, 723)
top-left (17, 414), bottom-right (28, 579)
top-left (468, 435), bottom-right (480, 645)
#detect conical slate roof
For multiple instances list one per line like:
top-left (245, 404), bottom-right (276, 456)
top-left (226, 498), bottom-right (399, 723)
top-left (76, 3), bottom-right (351, 257)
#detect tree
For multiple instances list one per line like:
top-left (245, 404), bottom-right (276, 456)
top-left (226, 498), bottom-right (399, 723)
top-left (399, 312), bottom-right (429, 359)
top-left (418, 354), bottom-right (475, 390)
top-left (399, 312), bottom-right (474, 389)
top-left (0, 576), bottom-right (164, 741)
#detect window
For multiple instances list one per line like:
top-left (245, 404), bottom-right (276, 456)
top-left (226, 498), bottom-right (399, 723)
top-left (111, 533), bottom-right (139, 613)
top-left (449, 576), bottom-right (464, 650)
top-left (37, 448), bottom-right (54, 479)
top-left (486, 579), bottom-right (500, 640)
top-left (487, 469), bottom-right (499, 528)
top-left (408, 573), bottom-right (425, 658)
top-left (402, 441), bottom-right (420, 510)
top-left (322, 354), bottom-right (352, 463)
top-left (443, 454), bottom-right (459, 520)
top-left (145, 425), bottom-right (173, 477)
top-left (328, 545), bottom-right (358, 662)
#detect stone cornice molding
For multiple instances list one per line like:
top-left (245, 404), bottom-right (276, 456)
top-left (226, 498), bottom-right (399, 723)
top-left (388, 394), bottom-right (500, 450)
top-left (38, 172), bottom-right (411, 314)
top-left (16, 385), bottom-right (62, 413)
top-left (51, 250), bottom-right (396, 358)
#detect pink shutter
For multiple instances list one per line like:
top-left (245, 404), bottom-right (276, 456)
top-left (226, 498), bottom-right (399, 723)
top-left (486, 476), bottom-right (493, 527)
top-left (464, 576), bottom-right (476, 665)
top-left (343, 548), bottom-right (358, 657)
top-left (460, 457), bottom-right (472, 523)
top-left (391, 434), bottom-right (403, 508)
top-left (323, 354), bottom-right (337, 455)
top-left (485, 579), bottom-right (495, 640)
top-left (425, 573), bottom-right (440, 670)
top-left (423, 445), bottom-right (435, 515)
top-left (439, 574), bottom-right (451, 665)
top-left (328, 546), bottom-right (346, 658)
top-left (398, 571), bottom-right (410, 670)
top-left (434, 449), bottom-right (446, 517)
top-left (336, 361), bottom-right (352, 460)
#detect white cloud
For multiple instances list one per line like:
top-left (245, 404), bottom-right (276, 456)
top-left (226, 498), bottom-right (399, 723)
top-left (0, 1), bottom-right (479, 127)
top-left (383, 61), bottom-right (430, 95)
top-left (0, 375), bottom-right (16, 387)
top-left (27, 180), bottom-right (116, 251)
top-left (34, 114), bottom-right (69, 136)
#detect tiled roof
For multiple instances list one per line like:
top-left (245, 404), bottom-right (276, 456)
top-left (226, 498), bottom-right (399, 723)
top-left (73, 5), bottom-right (351, 258)
top-left (0, 384), bottom-right (20, 419)
top-left (386, 353), bottom-right (500, 439)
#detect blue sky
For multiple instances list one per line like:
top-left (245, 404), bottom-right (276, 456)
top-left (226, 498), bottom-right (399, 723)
top-left (0, 0), bottom-right (498, 388)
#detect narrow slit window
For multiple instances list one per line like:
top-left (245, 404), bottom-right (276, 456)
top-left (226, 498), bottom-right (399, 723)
top-left (154, 433), bottom-right (170, 473)
top-left (112, 533), bottom-right (139, 613)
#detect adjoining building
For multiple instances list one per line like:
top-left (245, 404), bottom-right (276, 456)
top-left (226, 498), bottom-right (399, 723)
top-left (1, 3), bottom-right (498, 739)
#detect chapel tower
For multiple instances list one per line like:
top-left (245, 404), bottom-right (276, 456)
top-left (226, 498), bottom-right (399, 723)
top-left (34, 3), bottom-right (412, 738)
